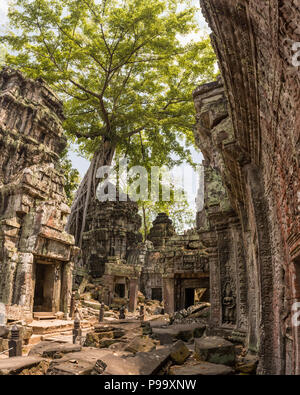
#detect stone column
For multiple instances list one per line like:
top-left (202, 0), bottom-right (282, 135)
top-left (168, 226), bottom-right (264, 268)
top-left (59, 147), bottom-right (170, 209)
top-left (61, 261), bottom-right (73, 319)
top-left (16, 253), bottom-right (34, 316)
top-left (9, 325), bottom-right (22, 357)
top-left (99, 302), bottom-right (105, 322)
top-left (52, 263), bottom-right (62, 313)
top-left (163, 277), bottom-right (175, 314)
top-left (128, 278), bottom-right (138, 313)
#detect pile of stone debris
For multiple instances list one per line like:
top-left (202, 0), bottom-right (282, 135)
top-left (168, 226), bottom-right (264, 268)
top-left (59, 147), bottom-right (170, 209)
top-left (0, 322), bottom-right (34, 356)
top-left (137, 292), bottom-right (164, 316)
top-left (76, 289), bottom-right (164, 322)
top-left (169, 302), bottom-right (210, 324)
top-left (2, 340), bottom-right (254, 376)
top-left (0, 303), bottom-right (258, 375)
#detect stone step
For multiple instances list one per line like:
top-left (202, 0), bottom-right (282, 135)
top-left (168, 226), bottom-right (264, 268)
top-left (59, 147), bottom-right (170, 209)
top-left (28, 319), bottom-right (92, 335)
top-left (42, 335), bottom-right (73, 344)
top-left (33, 313), bottom-right (56, 320)
top-left (194, 336), bottom-right (235, 366)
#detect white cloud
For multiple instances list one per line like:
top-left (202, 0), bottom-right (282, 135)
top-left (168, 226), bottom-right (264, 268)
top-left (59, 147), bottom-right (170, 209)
top-left (0, 0), bottom-right (9, 33)
top-left (0, 0), bottom-right (8, 18)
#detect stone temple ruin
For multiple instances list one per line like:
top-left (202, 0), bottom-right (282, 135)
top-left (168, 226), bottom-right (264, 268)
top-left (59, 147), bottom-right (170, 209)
top-left (194, 0), bottom-right (300, 375)
top-left (141, 213), bottom-right (210, 314)
top-left (0, 0), bottom-right (299, 376)
top-left (75, 196), bottom-right (143, 312)
top-left (0, 68), bottom-right (77, 322)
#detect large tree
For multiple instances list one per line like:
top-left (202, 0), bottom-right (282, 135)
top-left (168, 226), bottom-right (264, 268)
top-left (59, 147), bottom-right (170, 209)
top-left (2, 0), bottom-right (216, 246)
top-left (140, 193), bottom-right (195, 239)
top-left (59, 147), bottom-right (81, 206)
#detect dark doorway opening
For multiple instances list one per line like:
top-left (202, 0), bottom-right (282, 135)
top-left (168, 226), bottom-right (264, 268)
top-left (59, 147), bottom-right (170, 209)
top-left (115, 283), bottom-right (125, 298)
top-left (185, 288), bottom-right (195, 309)
top-left (33, 263), bottom-right (54, 312)
top-left (151, 287), bottom-right (162, 302)
top-left (34, 264), bottom-right (45, 311)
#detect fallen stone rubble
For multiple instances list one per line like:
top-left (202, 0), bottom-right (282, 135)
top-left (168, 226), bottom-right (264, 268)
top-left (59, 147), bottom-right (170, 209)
top-left (169, 303), bottom-right (210, 324)
top-left (0, 303), bottom-right (258, 375)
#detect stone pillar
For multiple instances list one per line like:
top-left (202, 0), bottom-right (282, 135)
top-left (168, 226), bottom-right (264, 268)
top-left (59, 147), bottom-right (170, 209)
top-left (70, 291), bottom-right (76, 320)
top-left (52, 263), bottom-right (62, 313)
top-left (61, 261), bottom-right (74, 319)
top-left (139, 305), bottom-right (145, 322)
top-left (15, 253), bottom-right (34, 317)
top-left (99, 303), bottom-right (105, 322)
top-left (9, 325), bottom-right (22, 357)
top-left (208, 246), bottom-right (222, 329)
top-left (163, 277), bottom-right (175, 314)
top-left (103, 290), bottom-right (109, 307)
top-left (128, 278), bottom-right (138, 313)
top-left (73, 316), bottom-right (82, 344)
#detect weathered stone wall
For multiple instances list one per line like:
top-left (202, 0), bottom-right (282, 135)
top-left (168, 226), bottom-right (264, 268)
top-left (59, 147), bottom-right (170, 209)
top-left (142, 214), bottom-right (210, 313)
top-left (0, 67), bottom-right (76, 321)
top-left (196, 163), bottom-right (248, 341)
top-left (195, 0), bottom-right (300, 374)
top-left (73, 193), bottom-right (143, 311)
top-left (81, 197), bottom-right (141, 277)
top-left (140, 249), bottom-right (164, 300)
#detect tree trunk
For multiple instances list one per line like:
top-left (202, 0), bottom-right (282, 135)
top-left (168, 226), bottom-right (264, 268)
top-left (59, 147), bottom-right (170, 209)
top-left (66, 138), bottom-right (115, 248)
top-left (142, 203), bottom-right (147, 241)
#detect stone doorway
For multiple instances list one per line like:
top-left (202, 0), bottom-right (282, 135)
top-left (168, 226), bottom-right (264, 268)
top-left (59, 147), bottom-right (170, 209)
top-left (33, 263), bottom-right (56, 312)
top-left (174, 275), bottom-right (210, 311)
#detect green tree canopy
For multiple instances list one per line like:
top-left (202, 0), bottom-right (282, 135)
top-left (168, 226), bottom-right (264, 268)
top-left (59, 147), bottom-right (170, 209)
top-left (59, 147), bottom-right (81, 206)
top-left (140, 193), bottom-right (195, 239)
top-left (2, 0), bottom-right (216, 246)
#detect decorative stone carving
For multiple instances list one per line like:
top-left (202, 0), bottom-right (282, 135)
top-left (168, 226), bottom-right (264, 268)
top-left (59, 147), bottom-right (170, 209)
top-left (141, 214), bottom-right (210, 313)
top-left (70, 191), bottom-right (143, 311)
top-left (0, 67), bottom-right (76, 321)
top-left (195, 0), bottom-right (300, 374)
top-left (222, 282), bottom-right (236, 325)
